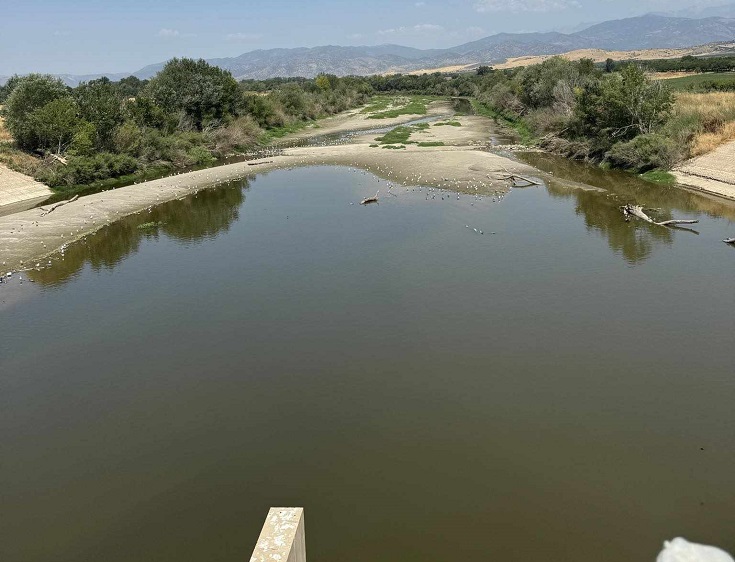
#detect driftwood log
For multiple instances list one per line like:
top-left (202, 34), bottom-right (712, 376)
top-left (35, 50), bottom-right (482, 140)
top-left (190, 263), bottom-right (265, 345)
top-left (621, 204), bottom-right (698, 227)
top-left (509, 174), bottom-right (540, 186)
top-left (49, 154), bottom-right (68, 165)
top-left (496, 173), bottom-right (540, 186)
top-left (724, 237), bottom-right (735, 245)
top-left (40, 195), bottom-right (79, 217)
top-left (360, 191), bottom-right (379, 205)
top-left (495, 165), bottom-right (540, 187)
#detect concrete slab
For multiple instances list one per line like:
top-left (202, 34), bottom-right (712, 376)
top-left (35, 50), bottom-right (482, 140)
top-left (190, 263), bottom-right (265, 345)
top-left (0, 164), bottom-right (53, 209)
top-left (674, 141), bottom-right (735, 201)
top-left (250, 508), bottom-right (306, 562)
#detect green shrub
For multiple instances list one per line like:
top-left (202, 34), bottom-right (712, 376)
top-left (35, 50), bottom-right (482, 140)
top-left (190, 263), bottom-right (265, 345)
top-left (39, 152), bottom-right (138, 186)
top-left (605, 134), bottom-right (680, 172)
top-left (187, 145), bottom-right (215, 166)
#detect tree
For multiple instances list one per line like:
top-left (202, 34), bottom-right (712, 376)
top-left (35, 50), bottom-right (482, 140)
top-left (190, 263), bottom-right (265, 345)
top-left (578, 58), bottom-right (596, 76)
top-left (315, 75), bottom-right (332, 91)
top-left (75, 77), bottom-right (123, 149)
top-left (518, 57), bottom-right (583, 109)
top-left (605, 58), bottom-right (616, 73)
top-left (575, 64), bottom-right (673, 147)
top-left (28, 97), bottom-right (79, 154)
top-left (0, 75), bottom-right (22, 103)
top-left (611, 64), bottom-right (673, 136)
top-left (69, 121), bottom-right (97, 156)
top-left (114, 76), bottom-right (148, 98)
top-left (2, 74), bottom-right (70, 149)
top-left (476, 65), bottom-right (493, 76)
top-left (145, 58), bottom-right (240, 129)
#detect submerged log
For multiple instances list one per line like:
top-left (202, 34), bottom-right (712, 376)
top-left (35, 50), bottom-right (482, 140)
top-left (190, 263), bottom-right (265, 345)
top-left (509, 174), bottom-right (540, 186)
top-left (360, 191), bottom-right (379, 205)
top-left (40, 195), bottom-right (79, 217)
top-left (496, 173), bottom-right (540, 186)
top-left (621, 204), bottom-right (698, 227)
top-left (723, 237), bottom-right (735, 245)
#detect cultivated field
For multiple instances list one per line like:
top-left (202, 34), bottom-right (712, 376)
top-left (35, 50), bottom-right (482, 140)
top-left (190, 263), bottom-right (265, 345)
top-left (661, 72), bottom-right (735, 91)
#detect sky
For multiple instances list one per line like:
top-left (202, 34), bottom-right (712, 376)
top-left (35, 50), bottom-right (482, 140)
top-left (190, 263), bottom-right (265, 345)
top-left (0, 0), bottom-right (728, 75)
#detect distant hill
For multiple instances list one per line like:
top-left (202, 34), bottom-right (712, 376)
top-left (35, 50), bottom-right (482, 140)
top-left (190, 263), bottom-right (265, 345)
top-left (659, 2), bottom-right (735, 19)
top-left (131, 14), bottom-right (735, 80)
top-left (574, 15), bottom-right (735, 49)
top-left (6, 13), bottom-right (735, 85)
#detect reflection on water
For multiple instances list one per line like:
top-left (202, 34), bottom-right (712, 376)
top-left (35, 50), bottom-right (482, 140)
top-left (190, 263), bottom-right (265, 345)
top-left (2, 166), bottom-right (734, 562)
top-left (25, 154), bottom-right (735, 290)
top-left (28, 180), bottom-right (248, 286)
top-left (517, 152), bottom-right (735, 264)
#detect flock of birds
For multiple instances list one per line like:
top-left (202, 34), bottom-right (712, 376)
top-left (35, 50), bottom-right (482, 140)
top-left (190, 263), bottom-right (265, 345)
top-left (2, 115), bottom-right (517, 287)
top-left (341, 164), bottom-right (509, 237)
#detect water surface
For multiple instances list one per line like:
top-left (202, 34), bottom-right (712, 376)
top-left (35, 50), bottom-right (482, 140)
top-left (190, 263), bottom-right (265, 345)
top-left (1, 166), bottom-right (734, 562)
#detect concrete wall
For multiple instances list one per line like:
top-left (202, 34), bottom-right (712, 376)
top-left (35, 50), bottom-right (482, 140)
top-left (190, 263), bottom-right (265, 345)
top-left (250, 508), bottom-right (306, 562)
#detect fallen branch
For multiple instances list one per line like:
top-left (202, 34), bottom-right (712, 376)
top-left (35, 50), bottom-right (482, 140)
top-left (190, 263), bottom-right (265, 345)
top-left (49, 154), bottom-right (68, 165)
top-left (40, 195), bottom-right (79, 216)
top-left (360, 191), bottom-right (379, 205)
top-left (495, 169), bottom-right (540, 186)
top-left (509, 174), bottom-right (540, 186)
top-left (247, 160), bottom-right (274, 166)
top-left (621, 204), bottom-right (698, 227)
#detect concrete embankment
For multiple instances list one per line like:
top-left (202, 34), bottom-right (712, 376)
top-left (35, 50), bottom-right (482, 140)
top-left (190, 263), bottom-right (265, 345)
top-left (0, 164), bottom-right (53, 216)
top-left (673, 140), bottom-right (735, 202)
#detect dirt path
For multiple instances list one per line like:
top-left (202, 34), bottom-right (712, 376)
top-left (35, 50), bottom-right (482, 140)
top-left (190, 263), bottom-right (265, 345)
top-left (673, 140), bottom-right (735, 201)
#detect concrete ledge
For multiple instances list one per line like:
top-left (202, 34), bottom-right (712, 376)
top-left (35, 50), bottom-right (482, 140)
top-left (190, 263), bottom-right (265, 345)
top-left (250, 508), bottom-right (306, 562)
top-left (0, 164), bottom-right (53, 208)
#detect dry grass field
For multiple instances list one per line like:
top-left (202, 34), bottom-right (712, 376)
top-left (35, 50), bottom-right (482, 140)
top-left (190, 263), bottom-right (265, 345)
top-left (0, 108), bottom-right (46, 177)
top-left (673, 92), bottom-right (735, 157)
top-left (0, 112), bottom-right (12, 143)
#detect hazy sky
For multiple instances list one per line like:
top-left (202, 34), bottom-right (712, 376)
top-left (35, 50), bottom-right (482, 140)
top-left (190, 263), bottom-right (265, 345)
top-left (0, 0), bottom-right (726, 75)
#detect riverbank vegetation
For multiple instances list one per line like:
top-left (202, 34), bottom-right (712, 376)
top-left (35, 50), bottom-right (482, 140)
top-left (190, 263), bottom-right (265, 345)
top-left (0, 60), bottom-right (372, 190)
top-left (471, 58), bottom-right (735, 173)
top-left (3, 53), bottom-right (735, 190)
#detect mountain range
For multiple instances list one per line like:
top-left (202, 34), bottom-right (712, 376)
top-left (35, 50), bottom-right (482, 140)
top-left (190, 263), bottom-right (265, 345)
top-left (2, 13), bottom-right (735, 86)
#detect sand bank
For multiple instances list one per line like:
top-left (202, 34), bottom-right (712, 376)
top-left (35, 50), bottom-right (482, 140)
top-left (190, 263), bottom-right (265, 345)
top-left (0, 110), bottom-right (539, 272)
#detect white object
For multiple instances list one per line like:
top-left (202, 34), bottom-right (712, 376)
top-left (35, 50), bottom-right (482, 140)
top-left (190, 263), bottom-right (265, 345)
top-left (657, 538), bottom-right (734, 562)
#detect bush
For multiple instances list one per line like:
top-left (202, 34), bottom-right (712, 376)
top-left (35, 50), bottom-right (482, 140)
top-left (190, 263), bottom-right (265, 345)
top-left (112, 121), bottom-right (143, 155)
top-left (186, 145), bottom-right (215, 166)
top-left (208, 116), bottom-right (261, 153)
top-left (39, 152), bottom-right (138, 186)
top-left (605, 134), bottom-right (680, 172)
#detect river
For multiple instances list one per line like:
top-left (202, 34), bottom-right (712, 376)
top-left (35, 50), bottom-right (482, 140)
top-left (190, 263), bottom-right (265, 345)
top-left (1, 161), bottom-right (733, 562)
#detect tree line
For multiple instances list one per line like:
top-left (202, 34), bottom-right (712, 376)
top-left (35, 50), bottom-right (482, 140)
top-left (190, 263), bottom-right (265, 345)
top-left (0, 59), bottom-right (371, 188)
top-left (2, 54), bottom-right (726, 187)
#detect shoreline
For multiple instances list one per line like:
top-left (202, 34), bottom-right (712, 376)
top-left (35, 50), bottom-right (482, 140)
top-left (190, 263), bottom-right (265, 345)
top-left (3, 100), bottom-right (733, 274)
top-left (672, 140), bottom-right (735, 202)
top-left (0, 108), bottom-right (540, 273)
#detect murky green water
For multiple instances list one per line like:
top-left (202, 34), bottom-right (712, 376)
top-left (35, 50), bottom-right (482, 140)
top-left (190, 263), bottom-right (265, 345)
top-left (1, 164), bottom-right (734, 562)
